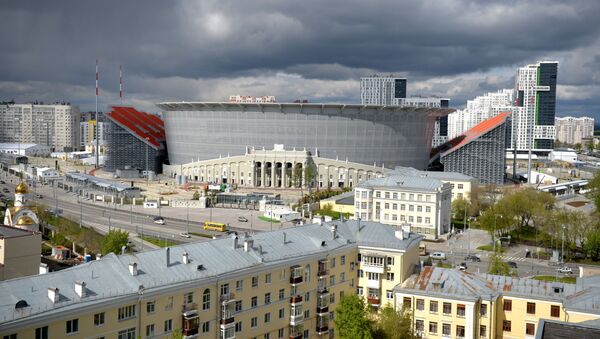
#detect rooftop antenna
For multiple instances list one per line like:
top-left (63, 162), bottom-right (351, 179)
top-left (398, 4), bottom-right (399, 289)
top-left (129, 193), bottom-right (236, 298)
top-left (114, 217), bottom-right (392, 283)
top-left (119, 65), bottom-right (123, 104)
top-left (95, 58), bottom-right (99, 169)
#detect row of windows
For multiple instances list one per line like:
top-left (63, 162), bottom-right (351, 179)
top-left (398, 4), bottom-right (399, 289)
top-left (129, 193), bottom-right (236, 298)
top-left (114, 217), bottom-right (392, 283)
top-left (370, 191), bottom-right (434, 202)
top-left (415, 320), bottom-right (468, 338)
top-left (503, 299), bottom-right (561, 317)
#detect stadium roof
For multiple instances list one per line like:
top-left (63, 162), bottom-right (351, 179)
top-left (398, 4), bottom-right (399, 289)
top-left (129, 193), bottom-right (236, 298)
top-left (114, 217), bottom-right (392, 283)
top-left (105, 106), bottom-right (165, 149)
top-left (440, 112), bottom-right (511, 157)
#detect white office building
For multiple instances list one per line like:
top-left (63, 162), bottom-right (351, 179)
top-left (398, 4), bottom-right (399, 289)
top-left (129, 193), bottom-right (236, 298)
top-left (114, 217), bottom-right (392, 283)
top-left (360, 75), bottom-right (451, 148)
top-left (555, 116), bottom-right (595, 145)
top-left (448, 89), bottom-right (515, 139)
top-left (354, 173), bottom-right (453, 240)
top-left (0, 103), bottom-right (80, 152)
top-left (228, 95), bottom-right (277, 103)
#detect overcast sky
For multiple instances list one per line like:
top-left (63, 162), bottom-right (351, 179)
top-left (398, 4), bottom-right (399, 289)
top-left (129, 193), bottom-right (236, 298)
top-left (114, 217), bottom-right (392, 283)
top-left (1, 0), bottom-right (599, 118)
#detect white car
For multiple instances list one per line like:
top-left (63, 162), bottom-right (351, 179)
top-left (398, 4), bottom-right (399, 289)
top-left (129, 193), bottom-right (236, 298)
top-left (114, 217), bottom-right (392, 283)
top-left (153, 217), bottom-right (165, 225)
top-left (557, 266), bottom-right (573, 274)
top-left (179, 232), bottom-right (191, 238)
top-left (431, 252), bottom-right (446, 260)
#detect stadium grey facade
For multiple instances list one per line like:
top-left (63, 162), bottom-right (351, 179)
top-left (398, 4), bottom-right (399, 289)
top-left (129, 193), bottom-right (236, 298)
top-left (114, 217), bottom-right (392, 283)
top-left (156, 102), bottom-right (454, 170)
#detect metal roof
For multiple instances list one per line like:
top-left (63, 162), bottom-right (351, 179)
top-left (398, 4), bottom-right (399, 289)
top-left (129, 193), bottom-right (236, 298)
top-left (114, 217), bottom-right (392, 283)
top-left (357, 174), bottom-right (445, 191)
top-left (66, 172), bottom-right (137, 192)
top-left (0, 225), bottom-right (36, 238)
top-left (0, 220), bottom-right (419, 326)
top-left (105, 106), bottom-right (165, 150)
top-left (390, 166), bottom-right (475, 181)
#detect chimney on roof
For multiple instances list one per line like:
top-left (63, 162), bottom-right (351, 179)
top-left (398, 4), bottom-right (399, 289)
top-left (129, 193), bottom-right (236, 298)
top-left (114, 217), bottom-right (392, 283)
top-left (395, 230), bottom-right (404, 240)
top-left (75, 281), bottom-right (86, 298)
top-left (331, 224), bottom-right (337, 240)
top-left (48, 287), bottom-right (59, 303)
top-left (258, 245), bottom-right (263, 255)
top-left (39, 263), bottom-right (48, 275)
top-left (233, 235), bottom-right (238, 249)
top-left (244, 239), bottom-right (254, 252)
top-left (129, 262), bottom-right (138, 276)
top-left (283, 232), bottom-right (287, 244)
top-left (165, 247), bottom-right (170, 267)
top-left (121, 245), bottom-right (127, 255)
top-left (182, 251), bottom-right (189, 264)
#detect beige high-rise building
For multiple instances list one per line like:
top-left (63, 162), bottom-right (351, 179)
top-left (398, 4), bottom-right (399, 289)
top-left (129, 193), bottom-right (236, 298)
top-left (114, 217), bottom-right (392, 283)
top-left (0, 103), bottom-right (80, 151)
top-left (555, 116), bottom-right (595, 145)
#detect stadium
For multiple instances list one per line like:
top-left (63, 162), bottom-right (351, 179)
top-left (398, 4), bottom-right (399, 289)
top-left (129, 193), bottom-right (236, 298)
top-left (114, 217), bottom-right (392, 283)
top-left (157, 102), bottom-right (454, 170)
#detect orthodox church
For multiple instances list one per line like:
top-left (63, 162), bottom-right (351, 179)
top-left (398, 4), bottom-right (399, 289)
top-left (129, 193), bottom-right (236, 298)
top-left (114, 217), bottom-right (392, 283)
top-left (3, 181), bottom-right (39, 232)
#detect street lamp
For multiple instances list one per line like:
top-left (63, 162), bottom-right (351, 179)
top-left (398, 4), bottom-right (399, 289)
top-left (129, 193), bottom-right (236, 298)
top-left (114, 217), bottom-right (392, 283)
top-left (493, 214), bottom-right (503, 252)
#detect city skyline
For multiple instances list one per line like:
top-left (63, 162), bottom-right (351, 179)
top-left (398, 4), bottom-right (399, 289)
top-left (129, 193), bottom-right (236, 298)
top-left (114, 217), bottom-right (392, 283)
top-left (1, 0), bottom-right (599, 118)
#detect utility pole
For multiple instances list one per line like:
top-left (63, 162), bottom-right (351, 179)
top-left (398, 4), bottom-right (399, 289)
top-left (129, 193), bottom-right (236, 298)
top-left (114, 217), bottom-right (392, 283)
top-left (561, 225), bottom-right (565, 266)
top-left (186, 204), bottom-right (190, 235)
top-left (493, 214), bottom-right (502, 252)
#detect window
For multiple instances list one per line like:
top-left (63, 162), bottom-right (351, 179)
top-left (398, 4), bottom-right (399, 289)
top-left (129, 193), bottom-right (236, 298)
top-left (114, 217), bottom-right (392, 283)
top-left (220, 283), bottom-right (230, 296)
top-left (184, 292), bottom-right (194, 304)
top-left (118, 305), bottom-right (136, 321)
top-left (456, 325), bottom-right (465, 338)
top-left (480, 325), bottom-right (487, 338)
top-left (279, 308), bottom-right (285, 319)
top-left (118, 328), bottom-right (136, 339)
top-left (430, 301), bottom-right (438, 313)
top-left (146, 324), bottom-right (155, 337)
top-left (303, 330), bottom-right (309, 338)
top-left (264, 334), bottom-right (270, 339)
top-left (236, 279), bottom-right (243, 291)
top-left (458, 184), bottom-right (464, 189)
top-left (305, 291), bottom-right (311, 302)
top-left (202, 321), bottom-right (210, 333)
top-left (340, 272), bottom-right (345, 282)
top-left (551, 305), bottom-right (560, 317)
top-left (35, 327), bottom-right (48, 339)
top-left (417, 206), bottom-right (422, 212)
top-left (304, 310), bottom-right (310, 319)
top-left (252, 276), bottom-right (258, 287)
top-left (416, 299), bottom-right (424, 311)
top-left (385, 192), bottom-right (390, 199)
top-left (480, 303), bottom-right (487, 317)
top-left (3, 335), bottom-right (16, 339)
top-left (264, 312), bottom-right (271, 323)
top-left (457, 304), bottom-right (465, 317)
top-left (403, 297), bottom-right (411, 308)
top-left (66, 319), bottom-right (79, 334)
top-left (279, 288), bottom-right (285, 300)
top-left (164, 319), bottom-right (173, 333)
top-left (235, 322), bottom-right (243, 333)
top-left (165, 296), bottom-right (173, 311)
top-left (429, 321), bottom-right (438, 334)
top-left (527, 302), bottom-right (536, 314)
top-left (426, 206), bottom-right (431, 213)
top-left (341, 255), bottom-right (346, 265)
top-left (502, 320), bottom-right (511, 332)
top-left (146, 301), bottom-right (155, 314)
top-left (330, 275), bottom-right (336, 285)
top-left (443, 302), bottom-right (451, 315)
top-left (94, 312), bottom-right (105, 326)
top-left (357, 287), bottom-right (363, 295)
top-left (386, 290), bottom-right (393, 299)
top-left (278, 328), bottom-right (285, 338)
top-left (376, 191), bottom-right (381, 198)
top-left (265, 293), bottom-right (271, 304)
top-left (442, 323), bottom-right (451, 336)
top-left (416, 319), bottom-right (424, 332)
top-left (526, 323), bottom-right (535, 336)
top-left (251, 296), bottom-right (258, 308)
top-left (330, 293), bottom-right (335, 304)
top-left (265, 273), bottom-right (272, 284)
top-left (235, 300), bottom-right (242, 312)
top-left (503, 299), bottom-right (512, 311)
top-left (202, 289), bottom-right (211, 310)
top-left (251, 317), bottom-right (258, 328)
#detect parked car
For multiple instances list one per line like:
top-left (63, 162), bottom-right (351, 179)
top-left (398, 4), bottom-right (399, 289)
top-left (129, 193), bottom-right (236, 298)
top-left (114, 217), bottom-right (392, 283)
top-left (458, 262), bottom-right (468, 271)
top-left (431, 252), bottom-right (446, 260)
top-left (238, 216), bottom-right (248, 222)
top-left (464, 254), bottom-right (481, 262)
top-left (507, 261), bottom-right (518, 268)
top-left (179, 232), bottom-right (191, 238)
top-left (36, 194), bottom-right (43, 199)
top-left (153, 216), bottom-right (165, 225)
top-left (557, 266), bottom-right (573, 274)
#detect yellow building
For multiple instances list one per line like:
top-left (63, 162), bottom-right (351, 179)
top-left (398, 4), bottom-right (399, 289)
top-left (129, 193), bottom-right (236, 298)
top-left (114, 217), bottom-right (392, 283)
top-left (319, 191), bottom-right (355, 216)
top-left (396, 266), bottom-right (600, 339)
top-left (0, 220), bottom-right (421, 339)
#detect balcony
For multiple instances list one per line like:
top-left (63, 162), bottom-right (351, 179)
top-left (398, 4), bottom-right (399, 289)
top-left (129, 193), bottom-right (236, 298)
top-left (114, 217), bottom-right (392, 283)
top-left (182, 302), bottom-right (198, 313)
top-left (367, 296), bottom-right (380, 306)
top-left (220, 292), bottom-right (236, 304)
top-left (317, 286), bottom-right (329, 295)
top-left (290, 275), bottom-right (303, 285)
top-left (220, 316), bottom-right (235, 326)
top-left (290, 313), bottom-right (304, 326)
top-left (182, 310), bottom-right (199, 338)
top-left (316, 305), bottom-right (329, 315)
top-left (290, 295), bottom-right (303, 305)
top-left (316, 325), bottom-right (329, 335)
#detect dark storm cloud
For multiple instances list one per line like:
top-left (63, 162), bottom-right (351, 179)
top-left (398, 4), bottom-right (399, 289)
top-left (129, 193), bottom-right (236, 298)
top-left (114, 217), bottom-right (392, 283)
top-left (1, 0), bottom-right (599, 116)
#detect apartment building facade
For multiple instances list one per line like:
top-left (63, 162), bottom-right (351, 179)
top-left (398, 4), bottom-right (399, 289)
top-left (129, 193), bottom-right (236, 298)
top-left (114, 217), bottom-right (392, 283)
top-left (396, 266), bottom-right (600, 339)
top-left (555, 116), bottom-right (595, 145)
top-left (354, 174), bottom-right (452, 240)
top-left (0, 221), bottom-right (421, 339)
top-left (0, 103), bottom-right (80, 152)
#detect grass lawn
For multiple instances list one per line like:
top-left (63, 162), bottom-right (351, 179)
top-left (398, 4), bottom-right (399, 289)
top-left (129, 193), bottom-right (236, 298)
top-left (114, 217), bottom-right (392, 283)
top-left (533, 275), bottom-right (576, 284)
top-left (258, 216), bottom-right (280, 223)
top-left (436, 262), bottom-right (453, 269)
top-left (190, 232), bottom-right (214, 238)
top-left (140, 236), bottom-right (181, 248)
top-left (477, 244), bottom-right (505, 253)
top-left (46, 215), bottom-right (104, 254)
top-left (315, 209), bottom-right (352, 220)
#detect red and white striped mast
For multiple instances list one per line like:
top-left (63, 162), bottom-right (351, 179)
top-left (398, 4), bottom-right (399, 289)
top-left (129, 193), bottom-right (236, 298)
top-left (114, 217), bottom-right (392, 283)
top-left (95, 58), bottom-right (99, 168)
top-left (119, 64), bottom-right (123, 104)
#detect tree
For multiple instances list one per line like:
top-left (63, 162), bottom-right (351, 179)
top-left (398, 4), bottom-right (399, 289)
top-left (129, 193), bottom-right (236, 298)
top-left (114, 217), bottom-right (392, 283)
top-left (451, 197), bottom-right (471, 221)
top-left (584, 227), bottom-right (600, 261)
top-left (575, 143), bottom-right (582, 153)
top-left (101, 229), bottom-right (130, 255)
top-left (334, 294), bottom-right (373, 339)
top-left (373, 305), bottom-right (417, 339)
top-left (192, 190), bottom-right (200, 200)
top-left (587, 141), bottom-right (595, 153)
top-left (587, 170), bottom-right (600, 210)
top-left (169, 330), bottom-right (183, 339)
top-left (488, 249), bottom-right (513, 276)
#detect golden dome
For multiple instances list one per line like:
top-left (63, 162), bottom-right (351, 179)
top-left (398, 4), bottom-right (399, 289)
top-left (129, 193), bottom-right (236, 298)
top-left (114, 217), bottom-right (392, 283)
top-left (16, 216), bottom-right (36, 225)
top-left (15, 182), bottom-right (29, 194)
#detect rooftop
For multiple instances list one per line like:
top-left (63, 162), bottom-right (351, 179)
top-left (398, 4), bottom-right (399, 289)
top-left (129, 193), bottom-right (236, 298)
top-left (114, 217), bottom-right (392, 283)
top-left (0, 143), bottom-right (48, 150)
top-left (0, 225), bottom-right (36, 239)
top-left (390, 166), bottom-right (475, 181)
top-left (105, 106), bottom-right (165, 149)
top-left (440, 112), bottom-right (511, 157)
top-left (0, 220), bottom-right (420, 326)
top-left (357, 174), bottom-right (445, 191)
top-left (66, 172), bottom-right (139, 192)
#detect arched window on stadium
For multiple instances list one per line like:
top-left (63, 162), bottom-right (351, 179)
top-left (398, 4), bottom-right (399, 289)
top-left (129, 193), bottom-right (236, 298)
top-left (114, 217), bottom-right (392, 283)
top-left (202, 289), bottom-right (211, 310)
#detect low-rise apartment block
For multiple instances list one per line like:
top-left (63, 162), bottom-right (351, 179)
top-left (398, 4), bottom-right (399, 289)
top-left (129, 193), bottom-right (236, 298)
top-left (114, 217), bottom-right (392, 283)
top-left (354, 173), bottom-right (452, 240)
top-left (396, 266), bottom-right (600, 339)
top-left (0, 220), bottom-right (421, 339)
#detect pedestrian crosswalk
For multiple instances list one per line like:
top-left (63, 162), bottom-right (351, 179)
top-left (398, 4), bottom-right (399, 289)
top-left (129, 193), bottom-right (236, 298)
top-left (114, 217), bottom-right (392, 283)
top-left (499, 255), bottom-right (527, 262)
